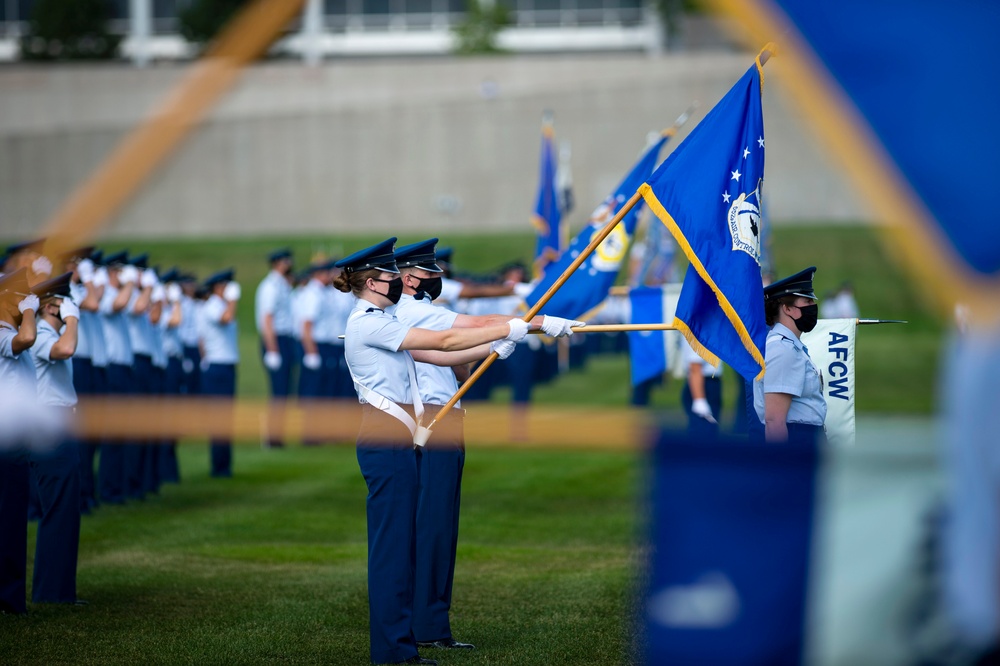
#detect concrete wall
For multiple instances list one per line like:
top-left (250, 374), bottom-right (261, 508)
top-left (0, 52), bottom-right (869, 242)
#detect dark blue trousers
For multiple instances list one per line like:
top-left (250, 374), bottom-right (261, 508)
top-left (71, 357), bottom-right (100, 513)
top-left (202, 363), bottom-right (235, 477)
top-left (262, 335), bottom-right (296, 447)
top-left (413, 408), bottom-right (465, 643)
top-left (29, 436), bottom-right (81, 603)
top-left (682, 376), bottom-right (723, 437)
top-left (159, 356), bottom-right (183, 483)
top-left (356, 406), bottom-right (420, 665)
top-left (140, 364), bottom-right (164, 495)
top-left (0, 450), bottom-right (29, 614)
top-left (508, 343), bottom-right (538, 405)
top-left (181, 345), bottom-right (201, 396)
top-left (98, 363), bottom-right (132, 504)
top-left (127, 354), bottom-right (153, 500)
top-left (329, 344), bottom-right (351, 398)
top-left (319, 342), bottom-right (344, 398)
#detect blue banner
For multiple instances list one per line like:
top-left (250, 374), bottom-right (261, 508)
top-left (645, 430), bottom-right (819, 665)
top-left (526, 132), bottom-right (669, 319)
top-left (532, 122), bottom-right (563, 273)
top-left (639, 61), bottom-right (767, 381)
top-left (628, 284), bottom-right (680, 387)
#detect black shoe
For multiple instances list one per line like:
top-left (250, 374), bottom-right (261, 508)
top-left (401, 656), bottom-right (437, 665)
top-left (417, 638), bottom-right (475, 649)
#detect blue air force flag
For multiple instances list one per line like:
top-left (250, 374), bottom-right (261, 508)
top-left (526, 132), bottom-right (669, 320)
top-left (532, 121), bottom-right (563, 272)
top-left (628, 284), bottom-right (682, 387)
top-left (639, 61), bottom-right (767, 382)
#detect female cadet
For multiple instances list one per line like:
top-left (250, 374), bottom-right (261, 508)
top-left (752, 266), bottom-right (827, 444)
top-left (334, 238), bottom-right (526, 666)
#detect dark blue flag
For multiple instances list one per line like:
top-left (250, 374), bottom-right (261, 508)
top-left (532, 120), bottom-right (563, 274)
top-left (628, 284), bottom-right (681, 387)
top-left (719, 5), bottom-right (1000, 316)
top-left (526, 131), bottom-right (670, 319)
top-left (645, 430), bottom-right (819, 665)
top-left (639, 59), bottom-right (768, 381)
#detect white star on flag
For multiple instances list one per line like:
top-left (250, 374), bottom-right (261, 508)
top-left (722, 192), bottom-right (731, 203)
top-left (743, 148), bottom-right (750, 158)
top-left (757, 136), bottom-right (765, 148)
top-left (731, 169), bottom-right (741, 182)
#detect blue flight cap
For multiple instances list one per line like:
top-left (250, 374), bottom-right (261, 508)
top-left (0, 269), bottom-right (30, 301)
top-left (394, 238), bottom-right (444, 273)
top-left (160, 267), bottom-right (182, 283)
top-left (32, 272), bottom-right (73, 299)
top-left (59, 245), bottom-right (95, 262)
top-left (6, 238), bottom-right (45, 255)
top-left (764, 266), bottom-right (817, 302)
top-left (268, 248), bottom-right (293, 263)
top-left (435, 247), bottom-right (454, 265)
top-left (127, 252), bottom-right (149, 269)
top-left (103, 250), bottom-right (128, 267)
top-left (89, 249), bottom-right (104, 266)
top-left (179, 272), bottom-right (198, 283)
top-left (335, 238), bottom-right (399, 274)
top-left (204, 268), bottom-right (235, 288)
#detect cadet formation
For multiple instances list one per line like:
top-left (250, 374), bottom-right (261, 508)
top-left (0, 234), bottom-right (828, 665)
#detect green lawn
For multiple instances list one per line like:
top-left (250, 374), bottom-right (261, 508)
top-left (6, 444), bottom-right (644, 666)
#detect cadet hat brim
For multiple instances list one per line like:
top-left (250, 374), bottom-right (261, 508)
top-left (204, 268), bottom-right (235, 288)
top-left (394, 238), bottom-right (444, 273)
top-left (32, 272), bottom-right (73, 299)
top-left (103, 250), bottom-right (129, 267)
top-left (764, 266), bottom-right (818, 302)
top-left (127, 253), bottom-right (149, 270)
top-left (335, 237), bottom-right (400, 274)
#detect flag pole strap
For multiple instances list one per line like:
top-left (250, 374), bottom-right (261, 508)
top-left (421, 190), bottom-right (645, 436)
top-left (529, 323), bottom-right (677, 334)
top-left (857, 319), bottom-right (908, 325)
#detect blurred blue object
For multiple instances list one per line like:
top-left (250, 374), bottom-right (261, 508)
top-left (644, 430), bottom-right (819, 665)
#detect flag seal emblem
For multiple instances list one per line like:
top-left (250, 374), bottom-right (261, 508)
top-left (727, 185), bottom-right (762, 265)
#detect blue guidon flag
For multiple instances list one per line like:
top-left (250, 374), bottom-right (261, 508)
top-left (532, 118), bottom-right (564, 274)
top-left (638, 54), bottom-right (769, 382)
top-left (525, 131), bottom-right (670, 320)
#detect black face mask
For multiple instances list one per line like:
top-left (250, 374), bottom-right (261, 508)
top-left (791, 303), bottom-right (819, 333)
top-left (413, 275), bottom-right (442, 301)
top-left (372, 277), bottom-right (403, 305)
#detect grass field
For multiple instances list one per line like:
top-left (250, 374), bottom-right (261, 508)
top-left (6, 445), bottom-right (645, 666)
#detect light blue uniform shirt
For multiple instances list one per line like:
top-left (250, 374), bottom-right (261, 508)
top-left (70, 281), bottom-right (108, 368)
top-left (327, 288), bottom-right (355, 345)
top-left (344, 300), bottom-right (413, 405)
top-left (30, 319), bottom-right (77, 407)
top-left (391, 293), bottom-right (461, 405)
top-left (199, 295), bottom-right (239, 364)
top-left (680, 336), bottom-right (724, 378)
top-left (125, 290), bottom-right (152, 356)
top-left (753, 322), bottom-right (827, 427)
top-left (160, 302), bottom-right (184, 359)
top-left (255, 270), bottom-right (293, 336)
top-left (0, 322), bottom-right (37, 396)
top-left (99, 284), bottom-right (134, 366)
top-left (296, 280), bottom-right (337, 343)
top-left (178, 296), bottom-right (200, 348)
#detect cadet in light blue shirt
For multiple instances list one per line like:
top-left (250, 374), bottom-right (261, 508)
top-left (752, 267), bottom-right (827, 444)
top-left (255, 249), bottom-right (295, 447)
top-left (334, 238), bottom-right (528, 666)
top-left (199, 269), bottom-right (240, 477)
top-left (27, 272), bottom-right (84, 604)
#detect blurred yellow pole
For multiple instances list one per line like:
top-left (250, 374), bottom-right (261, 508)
top-left (41, 0), bottom-right (307, 260)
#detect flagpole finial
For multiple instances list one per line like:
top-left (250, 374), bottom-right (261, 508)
top-left (757, 42), bottom-right (777, 67)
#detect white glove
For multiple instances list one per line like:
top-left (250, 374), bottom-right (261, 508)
top-left (18, 294), bottom-right (39, 313)
top-left (490, 339), bottom-right (517, 360)
top-left (141, 268), bottom-right (158, 289)
top-left (59, 298), bottom-right (80, 320)
top-left (691, 398), bottom-right (717, 424)
top-left (504, 318), bottom-right (530, 342)
top-left (31, 255), bottom-right (52, 277)
top-left (77, 258), bottom-right (95, 283)
top-left (512, 282), bottom-right (534, 299)
top-left (92, 267), bottom-right (109, 288)
top-left (166, 283), bottom-right (182, 302)
top-left (119, 265), bottom-right (139, 284)
top-left (303, 353), bottom-right (322, 370)
top-left (540, 316), bottom-right (585, 338)
top-left (151, 284), bottom-right (166, 303)
top-left (263, 351), bottom-right (282, 371)
top-left (223, 282), bottom-right (241, 302)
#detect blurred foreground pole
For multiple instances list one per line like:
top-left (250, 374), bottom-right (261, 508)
top-left (302, 0), bottom-right (323, 66)
top-left (644, 430), bottom-right (818, 665)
